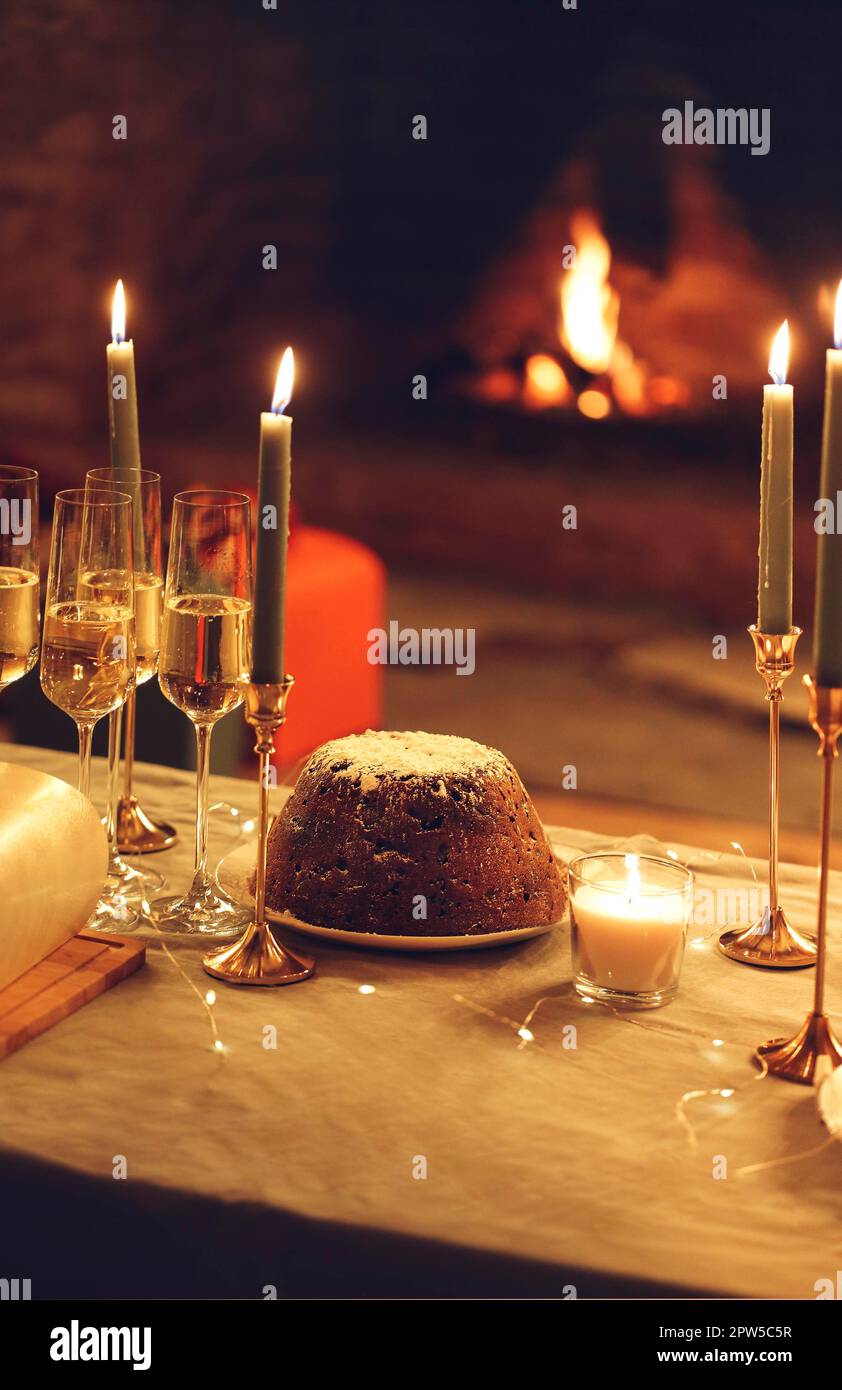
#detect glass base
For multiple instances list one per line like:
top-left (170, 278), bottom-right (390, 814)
top-left (111, 854), bottom-right (165, 899)
top-left (574, 974), bottom-right (678, 1010)
top-left (149, 874), bottom-right (253, 937)
top-left (88, 889), bottom-right (140, 932)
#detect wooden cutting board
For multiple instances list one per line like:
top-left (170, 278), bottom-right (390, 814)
top-left (0, 930), bottom-right (145, 1059)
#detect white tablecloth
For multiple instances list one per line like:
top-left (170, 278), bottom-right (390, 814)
top-left (1, 744), bottom-right (840, 1299)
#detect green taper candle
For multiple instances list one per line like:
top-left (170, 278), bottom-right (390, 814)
top-left (813, 285), bottom-right (842, 685)
top-left (252, 348), bottom-right (293, 684)
top-left (106, 280), bottom-right (142, 474)
top-left (758, 320), bottom-right (793, 633)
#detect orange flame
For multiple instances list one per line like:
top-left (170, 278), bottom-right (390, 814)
top-left (523, 353), bottom-right (569, 408)
top-left (609, 340), bottom-right (648, 416)
top-left (111, 279), bottom-right (126, 343)
top-left (272, 347), bottom-right (294, 414)
top-left (560, 212), bottom-right (619, 374)
top-left (578, 389), bottom-right (611, 420)
top-left (768, 321), bottom-right (789, 386)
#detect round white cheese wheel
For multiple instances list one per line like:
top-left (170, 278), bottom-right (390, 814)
top-left (0, 762), bottom-right (108, 990)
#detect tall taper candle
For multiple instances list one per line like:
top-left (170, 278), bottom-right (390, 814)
top-left (814, 284), bottom-right (842, 686)
top-left (758, 320), bottom-right (793, 633)
top-left (106, 280), bottom-right (142, 474)
top-left (252, 348), bottom-right (293, 684)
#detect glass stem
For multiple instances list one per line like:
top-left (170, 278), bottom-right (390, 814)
top-left (77, 722), bottom-right (94, 801)
top-left (194, 722), bottom-right (213, 879)
top-left (123, 686), bottom-right (136, 799)
top-left (106, 705), bottom-right (123, 872)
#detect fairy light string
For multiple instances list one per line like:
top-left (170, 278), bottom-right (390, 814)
top-left (452, 830), bottom-right (839, 1179)
top-left (146, 915), bottom-right (226, 1054)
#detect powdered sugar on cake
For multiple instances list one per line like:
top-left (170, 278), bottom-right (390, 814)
top-left (306, 729), bottom-right (511, 784)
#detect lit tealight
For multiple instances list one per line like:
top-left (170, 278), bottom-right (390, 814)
top-left (517, 1027), bottom-right (535, 1043)
top-left (712, 1038), bottom-right (725, 1048)
top-left (205, 990), bottom-right (216, 1007)
top-left (720, 1088), bottom-right (735, 1099)
top-left (358, 984), bottom-right (376, 995)
top-left (214, 1039), bottom-right (226, 1054)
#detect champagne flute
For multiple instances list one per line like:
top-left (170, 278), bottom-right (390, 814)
top-left (41, 489), bottom-right (135, 925)
top-left (152, 490), bottom-right (253, 934)
top-left (0, 465), bottom-right (39, 695)
top-left (85, 468), bottom-right (166, 910)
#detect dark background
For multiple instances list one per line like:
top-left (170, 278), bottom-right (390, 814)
top-left (1, 0), bottom-right (838, 440)
top-left (1, 0), bottom-right (839, 839)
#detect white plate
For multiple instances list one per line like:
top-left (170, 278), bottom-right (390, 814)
top-left (217, 841), bottom-right (563, 953)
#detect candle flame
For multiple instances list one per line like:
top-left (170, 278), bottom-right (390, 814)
top-left (768, 320), bottom-right (789, 386)
top-left (624, 852), bottom-right (641, 907)
top-left (111, 279), bottom-right (126, 344)
top-left (835, 282), bottom-right (842, 350)
top-left (272, 347), bottom-right (294, 414)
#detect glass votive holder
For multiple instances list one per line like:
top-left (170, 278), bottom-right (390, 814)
top-left (568, 852), bottom-right (694, 1009)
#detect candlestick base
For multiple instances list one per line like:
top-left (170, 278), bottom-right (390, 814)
top-left (201, 676), bottom-right (316, 989)
top-left (115, 795), bottom-right (178, 855)
top-left (203, 919), bottom-right (314, 986)
top-left (721, 626), bottom-right (808, 968)
top-left (718, 908), bottom-right (816, 969)
top-left (757, 1011), bottom-right (842, 1085)
top-left (754, 678), bottom-right (842, 1082)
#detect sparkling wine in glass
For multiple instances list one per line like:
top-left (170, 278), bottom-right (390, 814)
top-left (152, 490), bottom-right (253, 934)
top-left (0, 465), bottom-right (39, 694)
top-left (41, 488), bottom-right (135, 927)
top-left (85, 468), bottom-right (166, 915)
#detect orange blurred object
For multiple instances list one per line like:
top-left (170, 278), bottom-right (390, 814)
top-left (472, 366), bottom-right (520, 404)
top-left (270, 525), bottom-right (385, 776)
top-left (560, 211), bottom-right (619, 374)
top-left (523, 353), bottom-right (570, 409)
top-left (577, 389), bottom-right (611, 420)
top-left (647, 376), bottom-right (691, 408)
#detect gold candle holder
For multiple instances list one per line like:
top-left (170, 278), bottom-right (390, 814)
top-left (203, 676), bottom-right (315, 987)
top-left (757, 676), bottom-right (842, 1083)
top-left (719, 626), bottom-right (816, 968)
top-left (115, 687), bottom-right (179, 853)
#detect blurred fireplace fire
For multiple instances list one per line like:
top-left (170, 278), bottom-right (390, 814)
top-left (456, 162), bottom-right (788, 425)
top-left (473, 209), bottom-right (691, 420)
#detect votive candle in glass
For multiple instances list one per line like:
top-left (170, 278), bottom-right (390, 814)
top-left (568, 852), bottom-right (694, 1009)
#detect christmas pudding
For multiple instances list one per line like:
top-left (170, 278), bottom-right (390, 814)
top-left (261, 730), bottom-right (566, 936)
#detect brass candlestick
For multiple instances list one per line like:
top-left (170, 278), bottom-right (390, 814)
top-left (116, 687), bottom-right (179, 854)
top-left (719, 626), bottom-right (816, 968)
top-left (203, 676), bottom-right (315, 987)
top-left (757, 676), bottom-right (842, 1083)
